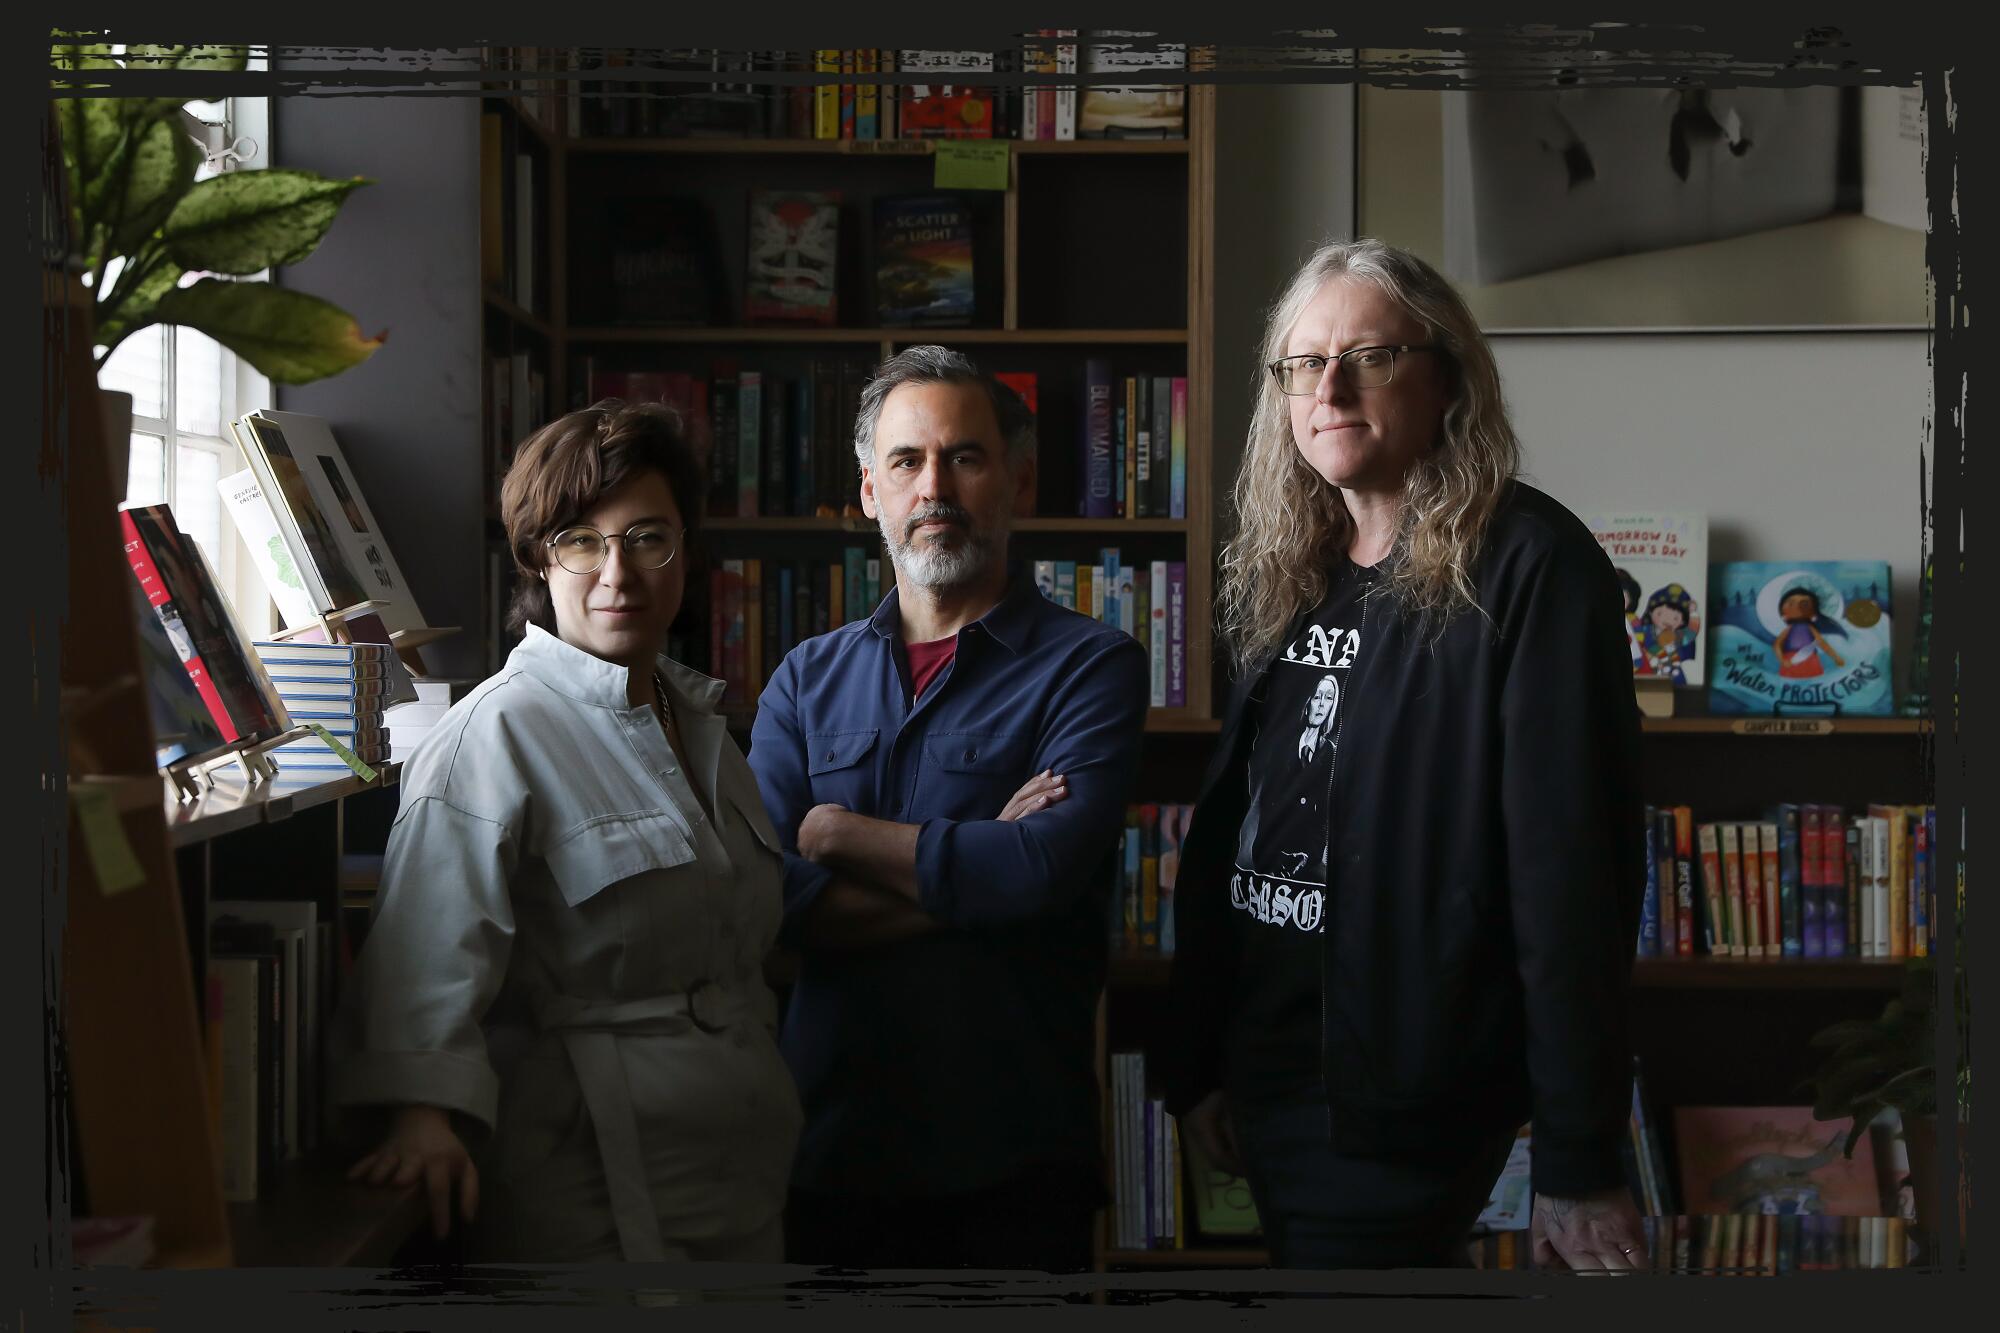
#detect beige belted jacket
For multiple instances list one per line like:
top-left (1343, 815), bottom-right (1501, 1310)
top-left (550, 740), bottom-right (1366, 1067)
top-left (334, 624), bottom-right (802, 1262)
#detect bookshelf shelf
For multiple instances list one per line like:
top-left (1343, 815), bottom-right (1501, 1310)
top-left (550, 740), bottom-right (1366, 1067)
top-left (1103, 1247), bottom-right (1269, 1267)
top-left (564, 136), bottom-right (1191, 157)
top-left (1640, 717), bottom-right (1931, 736)
top-left (1107, 954), bottom-right (1916, 990)
top-left (483, 288), bottom-right (554, 339)
top-left (1629, 957), bottom-right (1911, 990)
top-left (163, 764), bottom-right (403, 850)
top-left (566, 326), bottom-right (1190, 346)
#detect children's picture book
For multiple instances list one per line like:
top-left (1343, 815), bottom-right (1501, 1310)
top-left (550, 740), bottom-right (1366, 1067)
top-left (874, 194), bottom-right (974, 327)
top-left (1673, 1106), bottom-right (1884, 1215)
top-left (745, 190), bottom-right (839, 326)
top-left (896, 50), bottom-right (996, 138)
top-left (1578, 511), bottom-right (1707, 687)
top-left (1708, 561), bottom-right (1894, 715)
top-left (228, 413), bottom-right (373, 617)
top-left (606, 195), bottom-right (724, 325)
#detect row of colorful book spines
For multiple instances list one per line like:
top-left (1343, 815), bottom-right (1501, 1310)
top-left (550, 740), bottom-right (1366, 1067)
top-left (1037, 557), bottom-right (1190, 709)
top-left (567, 47), bottom-right (1187, 143)
top-left (1111, 803), bottom-right (1195, 958)
top-left (588, 367), bottom-right (866, 522)
top-left (706, 554), bottom-right (884, 706)
top-left (1636, 805), bottom-right (1939, 961)
top-left (1471, 1214), bottom-right (1915, 1274)
top-left (1109, 1052), bottom-right (1186, 1251)
top-left (1627, 1073), bottom-right (1676, 1218)
top-left (1078, 374), bottom-right (1189, 521)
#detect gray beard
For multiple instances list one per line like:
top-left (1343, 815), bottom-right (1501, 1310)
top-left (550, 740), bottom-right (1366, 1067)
top-left (880, 517), bottom-right (996, 589)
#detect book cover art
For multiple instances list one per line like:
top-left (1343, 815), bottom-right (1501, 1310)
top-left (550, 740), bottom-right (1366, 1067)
top-left (1709, 561), bottom-right (1894, 715)
top-left (122, 505), bottom-right (288, 748)
top-left (896, 50), bottom-right (995, 138)
top-left (231, 415), bottom-right (373, 616)
top-left (606, 195), bottom-right (724, 325)
top-left (129, 577), bottom-right (231, 768)
top-left (1578, 512), bottom-right (1707, 687)
top-left (251, 411), bottom-right (429, 638)
top-left (873, 194), bottom-right (974, 327)
top-left (1673, 1107), bottom-right (1884, 1216)
top-left (745, 190), bottom-right (839, 325)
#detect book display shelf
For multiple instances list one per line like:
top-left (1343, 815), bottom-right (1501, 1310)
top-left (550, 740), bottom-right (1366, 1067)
top-left (51, 255), bottom-right (422, 1267)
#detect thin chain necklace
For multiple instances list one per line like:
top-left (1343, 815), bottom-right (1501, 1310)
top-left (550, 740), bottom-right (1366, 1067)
top-left (652, 669), bottom-right (674, 733)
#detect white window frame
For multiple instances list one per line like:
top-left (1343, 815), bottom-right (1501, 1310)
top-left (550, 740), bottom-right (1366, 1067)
top-left (112, 66), bottom-right (278, 637)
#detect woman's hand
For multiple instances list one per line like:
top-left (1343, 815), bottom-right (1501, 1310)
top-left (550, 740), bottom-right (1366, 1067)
top-left (1177, 1089), bottom-right (1246, 1179)
top-left (347, 1104), bottom-right (479, 1240)
top-left (1530, 1187), bottom-right (1649, 1272)
top-left (998, 769), bottom-right (1068, 822)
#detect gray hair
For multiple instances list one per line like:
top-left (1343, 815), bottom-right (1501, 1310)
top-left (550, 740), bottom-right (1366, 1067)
top-left (851, 345), bottom-right (1037, 474)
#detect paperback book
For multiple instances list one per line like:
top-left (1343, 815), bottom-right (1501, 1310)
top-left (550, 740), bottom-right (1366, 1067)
top-left (1708, 561), bottom-right (1894, 715)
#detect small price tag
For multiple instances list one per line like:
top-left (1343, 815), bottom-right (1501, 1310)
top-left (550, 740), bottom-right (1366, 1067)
top-left (304, 723), bottom-right (379, 781)
top-left (72, 783), bottom-right (145, 896)
top-left (933, 140), bottom-right (1010, 190)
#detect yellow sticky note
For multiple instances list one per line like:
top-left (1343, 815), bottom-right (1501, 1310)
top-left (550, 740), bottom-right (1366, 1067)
top-left (73, 784), bottom-right (145, 896)
top-left (933, 140), bottom-right (1010, 191)
top-left (305, 723), bottom-right (378, 782)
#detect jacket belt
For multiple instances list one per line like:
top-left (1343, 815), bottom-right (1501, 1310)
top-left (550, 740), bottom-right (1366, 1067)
top-left (531, 979), bottom-right (753, 1263)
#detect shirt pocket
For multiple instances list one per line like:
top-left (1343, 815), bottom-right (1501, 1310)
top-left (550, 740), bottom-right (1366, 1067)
top-left (544, 811), bottom-right (697, 909)
top-left (804, 727), bottom-right (880, 811)
top-left (919, 729), bottom-right (1031, 820)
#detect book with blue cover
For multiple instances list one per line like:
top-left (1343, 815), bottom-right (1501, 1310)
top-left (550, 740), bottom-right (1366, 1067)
top-left (1708, 561), bottom-right (1894, 715)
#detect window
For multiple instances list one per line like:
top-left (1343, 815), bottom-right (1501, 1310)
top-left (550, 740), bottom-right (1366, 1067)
top-left (100, 82), bottom-right (277, 636)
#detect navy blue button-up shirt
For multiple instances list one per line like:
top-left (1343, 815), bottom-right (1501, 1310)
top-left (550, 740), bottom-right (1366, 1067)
top-left (747, 568), bottom-right (1149, 1197)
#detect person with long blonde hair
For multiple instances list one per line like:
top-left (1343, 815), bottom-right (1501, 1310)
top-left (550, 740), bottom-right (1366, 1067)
top-left (1162, 239), bottom-right (1648, 1271)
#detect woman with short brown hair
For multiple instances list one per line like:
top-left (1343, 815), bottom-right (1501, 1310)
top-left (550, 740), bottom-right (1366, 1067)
top-left (335, 399), bottom-right (802, 1263)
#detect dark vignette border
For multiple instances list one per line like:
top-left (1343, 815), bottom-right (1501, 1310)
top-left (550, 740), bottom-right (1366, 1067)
top-left (10, 6), bottom-right (1982, 1328)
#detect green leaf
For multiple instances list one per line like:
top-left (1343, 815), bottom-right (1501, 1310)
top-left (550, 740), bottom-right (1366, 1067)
top-left (96, 256), bottom-right (184, 351)
top-left (152, 278), bottom-right (385, 384)
top-left (163, 170), bottom-right (369, 274)
top-left (49, 33), bottom-right (118, 88)
top-left (57, 97), bottom-right (128, 260)
top-left (100, 114), bottom-right (202, 259)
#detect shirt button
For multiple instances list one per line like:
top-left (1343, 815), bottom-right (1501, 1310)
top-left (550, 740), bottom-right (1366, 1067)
top-left (964, 748), bottom-right (977, 762)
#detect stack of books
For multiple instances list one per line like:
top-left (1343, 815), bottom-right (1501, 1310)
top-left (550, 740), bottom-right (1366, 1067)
top-left (1109, 801), bottom-right (1195, 957)
top-left (384, 678), bottom-right (467, 765)
top-left (1035, 551), bottom-right (1189, 708)
top-left (253, 640), bottom-right (401, 775)
top-left (1108, 1048), bottom-right (1182, 1251)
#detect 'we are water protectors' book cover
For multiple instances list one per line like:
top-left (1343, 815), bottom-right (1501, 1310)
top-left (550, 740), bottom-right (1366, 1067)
top-left (1708, 561), bottom-right (1894, 715)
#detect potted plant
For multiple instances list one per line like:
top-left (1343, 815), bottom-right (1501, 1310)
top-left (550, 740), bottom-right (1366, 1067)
top-left (51, 38), bottom-right (384, 387)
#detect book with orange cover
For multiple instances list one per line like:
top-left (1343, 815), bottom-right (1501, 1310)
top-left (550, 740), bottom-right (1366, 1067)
top-left (1735, 823), bottom-right (1765, 957)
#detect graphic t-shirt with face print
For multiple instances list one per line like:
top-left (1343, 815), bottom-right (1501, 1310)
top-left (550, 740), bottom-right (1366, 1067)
top-left (1223, 558), bottom-right (1374, 1108)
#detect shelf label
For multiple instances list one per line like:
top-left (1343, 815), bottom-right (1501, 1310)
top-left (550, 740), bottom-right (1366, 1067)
top-left (72, 783), bottom-right (145, 896)
top-left (304, 723), bottom-right (379, 781)
top-left (934, 140), bottom-right (1010, 190)
top-left (845, 139), bottom-right (932, 155)
top-left (1730, 719), bottom-right (1837, 736)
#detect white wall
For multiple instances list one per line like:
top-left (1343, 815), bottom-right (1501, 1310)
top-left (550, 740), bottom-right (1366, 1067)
top-left (1213, 83), bottom-right (1931, 692)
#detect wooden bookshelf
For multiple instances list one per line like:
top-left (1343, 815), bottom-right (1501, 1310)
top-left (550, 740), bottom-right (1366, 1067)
top-left (1107, 954), bottom-right (1916, 992)
top-left (482, 65), bottom-right (1218, 728)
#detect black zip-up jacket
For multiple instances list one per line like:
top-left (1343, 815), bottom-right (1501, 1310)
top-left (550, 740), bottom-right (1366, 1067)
top-left (1161, 481), bottom-right (1645, 1197)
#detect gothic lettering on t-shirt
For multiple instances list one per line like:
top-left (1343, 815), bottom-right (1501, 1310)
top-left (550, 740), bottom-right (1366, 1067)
top-left (1230, 599), bottom-right (1365, 931)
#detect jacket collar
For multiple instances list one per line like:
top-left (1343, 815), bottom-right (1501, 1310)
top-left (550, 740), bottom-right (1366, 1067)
top-left (511, 622), bottom-right (726, 714)
top-left (865, 562), bottom-right (1038, 657)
